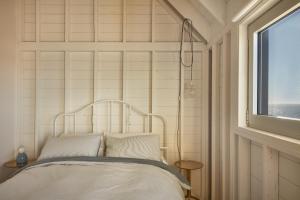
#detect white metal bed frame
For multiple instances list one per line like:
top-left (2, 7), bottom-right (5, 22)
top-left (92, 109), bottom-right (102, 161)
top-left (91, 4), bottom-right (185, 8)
top-left (53, 99), bottom-right (167, 154)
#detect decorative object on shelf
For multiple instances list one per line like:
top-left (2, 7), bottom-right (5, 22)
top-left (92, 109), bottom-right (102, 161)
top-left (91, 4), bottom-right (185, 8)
top-left (16, 146), bottom-right (28, 167)
top-left (175, 160), bottom-right (203, 200)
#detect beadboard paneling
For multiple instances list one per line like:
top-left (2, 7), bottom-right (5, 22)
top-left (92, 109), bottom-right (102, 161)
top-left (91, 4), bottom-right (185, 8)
top-left (70, 52), bottom-right (94, 133)
top-left (126, 0), bottom-right (152, 42)
top-left (69, 0), bottom-right (94, 41)
top-left (95, 51), bottom-right (123, 133)
top-left (153, 51), bottom-right (179, 162)
top-left (250, 143), bottom-right (263, 200)
top-left (23, 0), bottom-right (36, 41)
top-left (154, 0), bottom-right (180, 42)
top-left (126, 52), bottom-right (151, 131)
top-left (39, 51), bottom-right (65, 147)
top-left (21, 51), bottom-right (36, 157)
top-left (98, 0), bottom-right (123, 42)
top-left (40, 0), bottom-right (65, 41)
top-left (279, 153), bottom-right (300, 200)
top-left (18, 0), bottom-right (204, 196)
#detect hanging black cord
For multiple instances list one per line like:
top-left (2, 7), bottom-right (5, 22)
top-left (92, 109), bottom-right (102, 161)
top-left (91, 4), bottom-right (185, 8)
top-left (177, 18), bottom-right (194, 161)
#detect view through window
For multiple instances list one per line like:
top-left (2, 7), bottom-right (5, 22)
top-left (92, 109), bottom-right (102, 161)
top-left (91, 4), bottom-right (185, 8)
top-left (257, 8), bottom-right (300, 120)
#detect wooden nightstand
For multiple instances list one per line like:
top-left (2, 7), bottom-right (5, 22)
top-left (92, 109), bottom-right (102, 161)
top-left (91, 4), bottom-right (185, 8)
top-left (4, 159), bottom-right (36, 169)
top-left (1, 159), bottom-right (36, 183)
top-left (175, 160), bottom-right (203, 200)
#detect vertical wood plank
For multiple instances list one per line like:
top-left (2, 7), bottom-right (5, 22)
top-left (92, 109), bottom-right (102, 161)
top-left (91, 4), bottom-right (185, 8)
top-left (238, 136), bottom-right (251, 200)
top-left (263, 146), bottom-right (279, 200)
top-left (230, 27), bottom-right (239, 200)
top-left (150, 51), bottom-right (155, 132)
top-left (230, 133), bottom-right (238, 200)
top-left (93, 50), bottom-right (97, 132)
top-left (122, 51), bottom-right (127, 132)
top-left (94, 0), bottom-right (98, 42)
top-left (65, 0), bottom-right (69, 42)
top-left (20, 0), bottom-right (25, 42)
top-left (34, 50), bottom-right (40, 157)
top-left (151, 0), bottom-right (155, 43)
top-left (211, 43), bottom-right (220, 200)
top-left (221, 33), bottom-right (231, 200)
top-left (122, 0), bottom-right (126, 43)
top-left (64, 51), bottom-right (70, 133)
top-left (35, 0), bottom-right (40, 42)
top-left (16, 0), bottom-right (23, 155)
top-left (201, 49), bottom-right (209, 200)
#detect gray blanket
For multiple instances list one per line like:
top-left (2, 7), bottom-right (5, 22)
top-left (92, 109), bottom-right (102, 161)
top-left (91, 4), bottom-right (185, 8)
top-left (9, 156), bottom-right (190, 187)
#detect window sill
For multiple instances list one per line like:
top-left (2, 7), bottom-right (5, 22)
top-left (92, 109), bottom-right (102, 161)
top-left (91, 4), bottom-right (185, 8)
top-left (234, 126), bottom-right (300, 158)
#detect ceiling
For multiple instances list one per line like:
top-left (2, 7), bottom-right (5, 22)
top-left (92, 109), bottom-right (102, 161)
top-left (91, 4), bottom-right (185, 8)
top-left (165, 0), bottom-right (231, 42)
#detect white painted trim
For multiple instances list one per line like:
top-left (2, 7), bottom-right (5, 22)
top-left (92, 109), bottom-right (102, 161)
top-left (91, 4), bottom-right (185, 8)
top-left (220, 33), bottom-right (231, 200)
top-left (211, 43), bottom-right (220, 200)
top-left (150, 51), bottom-right (155, 132)
top-left (201, 49), bottom-right (209, 200)
top-left (34, 50), bottom-right (40, 157)
top-left (229, 26), bottom-right (239, 200)
top-left (232, 0), bottom-right (262, 22)
top-left (64, 51), bottom-right (70, 133)
top-left (92, 50), bottom-right (97, 132)
top-left (235, 127), bottom-right (300, 159)
top-left (122, 51), bottom-right (127, 133)
top-left (247, 0), bottom-right (300, 138)
top-left (19, 42), bottom-right (206, 51)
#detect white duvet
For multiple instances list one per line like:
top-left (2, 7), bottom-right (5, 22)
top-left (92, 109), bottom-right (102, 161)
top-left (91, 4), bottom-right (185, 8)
top-left (0, 161), bottom-right (187, 200)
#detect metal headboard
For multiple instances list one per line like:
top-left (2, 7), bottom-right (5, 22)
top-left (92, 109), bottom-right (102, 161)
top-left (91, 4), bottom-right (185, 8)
top-left (53, 99), bottom-right (167, 153)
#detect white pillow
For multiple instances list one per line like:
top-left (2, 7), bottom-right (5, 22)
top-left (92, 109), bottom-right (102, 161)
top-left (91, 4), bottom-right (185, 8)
top-left (105, 134), bottom-right (161, 161)
top-left (63, 133), bottom-right (105, 156)
top-left (38, 134), bottom-right (102, 160)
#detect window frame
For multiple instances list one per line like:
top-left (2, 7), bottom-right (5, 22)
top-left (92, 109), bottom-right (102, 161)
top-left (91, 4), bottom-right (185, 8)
top-left (248, 0), bottom-right (300, 139)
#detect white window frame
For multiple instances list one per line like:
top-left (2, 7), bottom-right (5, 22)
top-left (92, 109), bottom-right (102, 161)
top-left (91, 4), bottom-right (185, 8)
top-left (248, 0), bottom-right (300, 139)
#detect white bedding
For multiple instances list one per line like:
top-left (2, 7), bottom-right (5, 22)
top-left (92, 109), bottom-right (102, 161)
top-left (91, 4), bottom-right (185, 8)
top-left (0, 161), bottom-right (187, 200)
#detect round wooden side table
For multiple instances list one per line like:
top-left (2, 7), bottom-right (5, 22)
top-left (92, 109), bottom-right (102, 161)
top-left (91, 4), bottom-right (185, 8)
top-left (4, 159), bottom-right (36, 169)
top-left (175, 160), bottom-right (203, 200)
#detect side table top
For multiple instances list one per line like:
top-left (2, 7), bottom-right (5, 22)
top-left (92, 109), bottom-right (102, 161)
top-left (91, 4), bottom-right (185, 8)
top-left (4, 159), bottom-right (36, 168)
top-left (175, 160), bottom-right (203, 170)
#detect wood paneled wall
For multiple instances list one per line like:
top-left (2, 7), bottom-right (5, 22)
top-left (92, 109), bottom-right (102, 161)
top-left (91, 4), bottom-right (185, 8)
top-left (18, 0), bottom-right (206, 197)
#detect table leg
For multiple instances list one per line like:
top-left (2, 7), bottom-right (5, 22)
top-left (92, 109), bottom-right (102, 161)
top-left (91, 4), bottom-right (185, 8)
top-left (185, 169), bottom-right (200, 200)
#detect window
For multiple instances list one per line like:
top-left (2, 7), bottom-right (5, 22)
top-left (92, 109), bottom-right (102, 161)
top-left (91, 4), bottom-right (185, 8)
top-left (248, 0), bottom-right (300, 139)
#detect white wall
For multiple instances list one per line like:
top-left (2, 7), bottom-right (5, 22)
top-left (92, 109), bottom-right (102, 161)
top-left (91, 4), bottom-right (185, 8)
top-left (205, 0), bottom-right (300, 199)
top-left (16, 0), bottom-right (206, 197)
top-left (215, 1), bottom-right (300, 200)
top-left (0, 0), bottom-right (17, 179)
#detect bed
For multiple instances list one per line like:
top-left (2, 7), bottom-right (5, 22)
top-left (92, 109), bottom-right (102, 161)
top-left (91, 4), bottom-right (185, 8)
top-left (0, 100), bottom-right (190, 200)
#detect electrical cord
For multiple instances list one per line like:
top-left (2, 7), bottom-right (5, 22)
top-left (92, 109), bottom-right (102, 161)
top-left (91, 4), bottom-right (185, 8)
top-left (177, 18), bottom-right (194, 161)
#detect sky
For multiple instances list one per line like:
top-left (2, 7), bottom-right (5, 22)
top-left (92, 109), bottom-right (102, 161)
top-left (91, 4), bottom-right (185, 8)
top-left (267, 8), bottom-right (300, 104)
